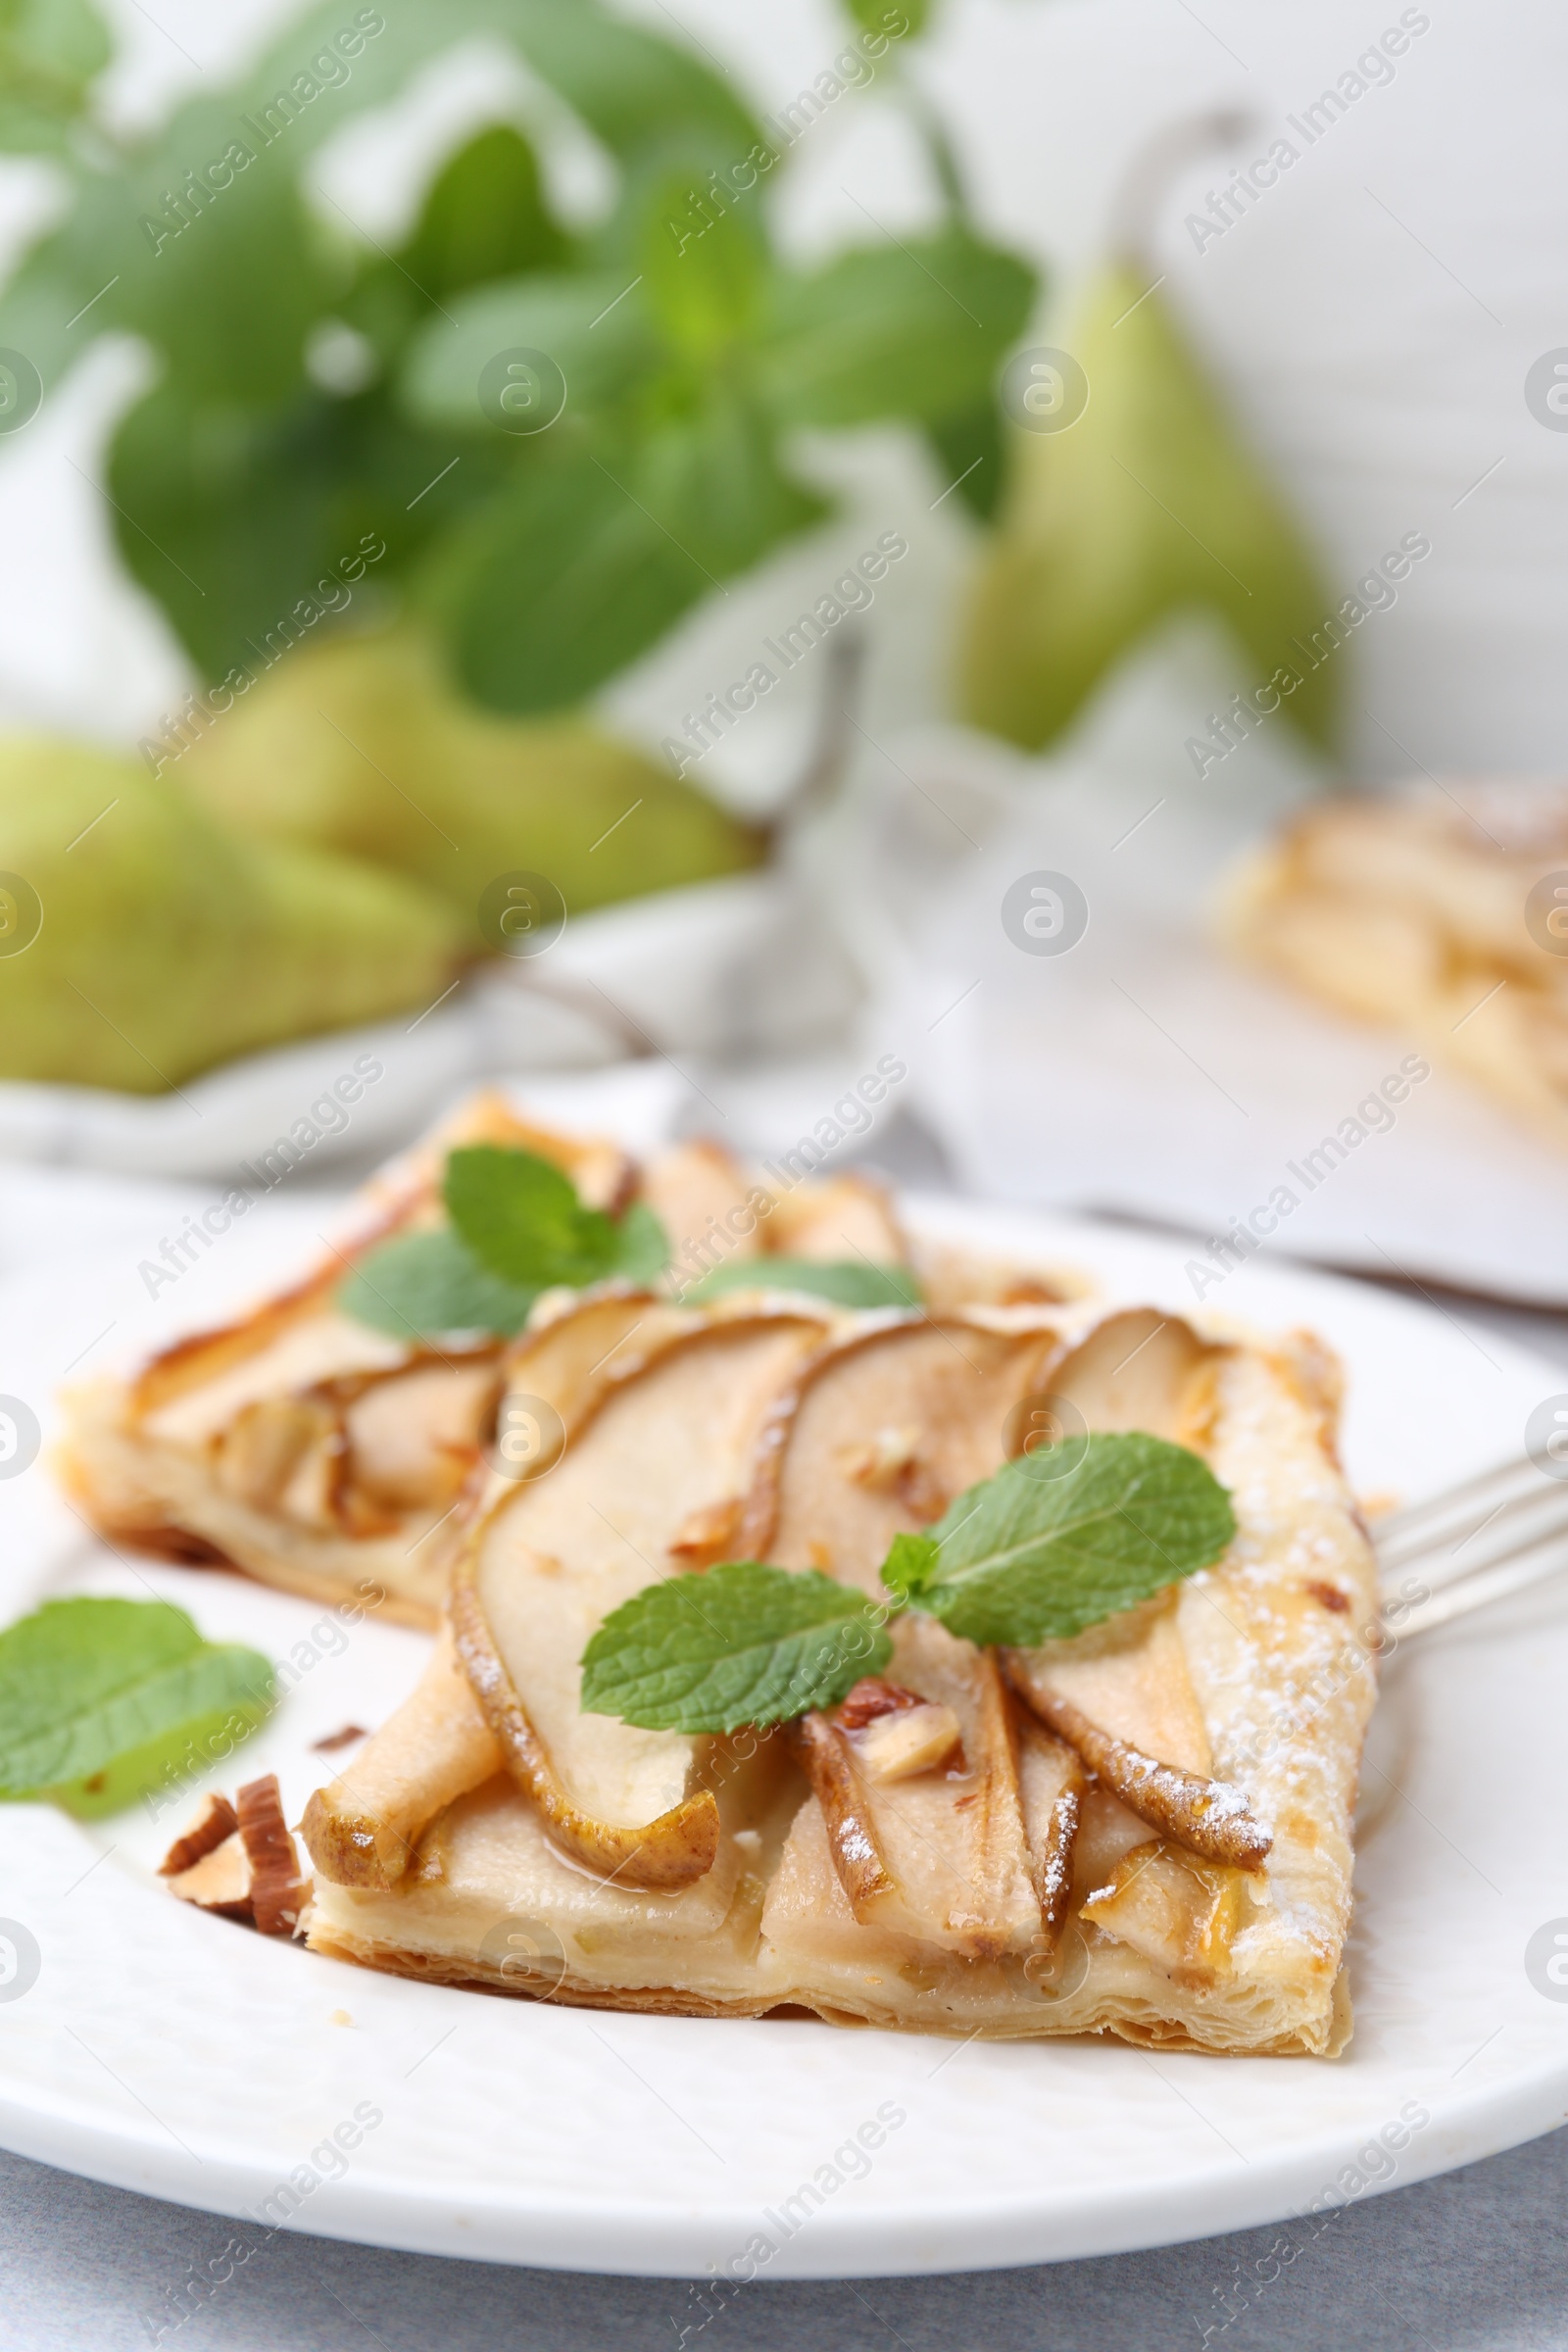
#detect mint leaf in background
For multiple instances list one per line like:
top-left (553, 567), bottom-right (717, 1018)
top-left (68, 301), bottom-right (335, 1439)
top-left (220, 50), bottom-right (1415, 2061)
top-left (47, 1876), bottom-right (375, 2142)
top-left (640, 165), bottom-right (765, 358)
top-left (689, 1257), bottom-right (920, 1308)
top-left (399, 123), bottom-right (568, 300)
top-left (581, 1562), bottom-right (892, 1733)
top-left (423, 448), bottom-right (717, 716)
top-left (612, 1200), bottom-right (670, 1286)
top-left (758, 231), bottom-right (1035, 430)
top-left (402, 274), bottom-right (661, 431)
top-left (894, 1433), bottom-right (1237, 1646)
top-left (0, 0), bottom-right (111, 155)
top-left (444, 1144), bottom-right (620, 1289)
top-left (0, 1597), bottom-right (275, 1817)
top-left (337, 1228), bottom-right (536, 1344)
top-left (423, 410), bottom-right (824, 715)
top-left (842, 0), bottom-right (929, 38)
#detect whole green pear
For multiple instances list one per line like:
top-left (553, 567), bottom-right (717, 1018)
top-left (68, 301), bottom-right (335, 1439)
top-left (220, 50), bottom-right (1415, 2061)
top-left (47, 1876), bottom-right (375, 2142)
top-left (960, 264), bottom-right (1338, 752)
top-left (180, 627), bottom-right (763, 936)
top-left (0, 736), bottom-right (464, 1091)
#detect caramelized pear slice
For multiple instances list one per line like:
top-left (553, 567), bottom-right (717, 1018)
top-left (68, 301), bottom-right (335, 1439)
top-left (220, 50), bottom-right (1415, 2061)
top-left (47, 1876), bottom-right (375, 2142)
top-left (1004, 1663), bottom-right (1271, 1872)
top-left (1043, 1305), bottom-right (1223, 1447)
top-left (452, 1571), bottom-right (719, 1890)
top-left (760, 1170), bottom-right (906, 1267)
top-left (460, 1312), bottom-right (826, 1890)
top-left (789, 1618), bottom-right (1043, 1960)
top-left (788, 1712), bottom-right (896, 1911)
top-left (639, 1139), bottom-right (762, 1286)
top-left (1015, 1716), bottom-right (1086, 1945)
top-left (1081, 1838), bottom-right (1258, 1987)
top-left (754, 1317), bottom-right (1063, 1593)
top-left (301, 1626), bottom-right (502, 1889)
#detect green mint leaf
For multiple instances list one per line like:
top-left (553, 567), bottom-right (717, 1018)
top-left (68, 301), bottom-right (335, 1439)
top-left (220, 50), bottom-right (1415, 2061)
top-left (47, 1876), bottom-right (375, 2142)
top-left (901, 1433), bottom-right (1237, 1646)
top-left (843, 0), bottom-right (927, 39)
top-left (688, 1257), bottom-right (920, 1309)
top-left (612, 1200), bottom-right (670, 1286)
top-left (0, 1597), bottom-right (275, 1816)
top-left (880, 1530), bottom-right (939, 1607)
top-left (641, 165), bottom-right (765, 358)
top-left (342, 1154), bottom-right (668, 1340)
top-left (402, 274), bottom-right (660, 432)
top-left (580, 1562), bottom-right (892, 1733)
top-left (338, 1228), bottom-right (536, 1343)
top-left (759, 230), bottom-right (1035, 430)
top-left (398, 123), bottom-right (568, 301)
top-left (443, 1144), bottom-right (620, 1289)
top-left (423, 447), bottom-right (716, 717)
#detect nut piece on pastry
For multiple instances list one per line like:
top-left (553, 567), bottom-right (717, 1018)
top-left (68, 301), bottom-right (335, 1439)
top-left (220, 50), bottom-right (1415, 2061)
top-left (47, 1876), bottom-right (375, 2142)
top-left (834, 1678), bottom-right (963, 1783)
top-left (1221, 782), bottom-right (1568, 1149)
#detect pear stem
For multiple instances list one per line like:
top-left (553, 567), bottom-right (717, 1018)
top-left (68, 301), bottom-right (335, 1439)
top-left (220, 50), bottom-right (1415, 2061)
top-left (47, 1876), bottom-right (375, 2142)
top-left (1106, 109), bottom-right (1257, 277)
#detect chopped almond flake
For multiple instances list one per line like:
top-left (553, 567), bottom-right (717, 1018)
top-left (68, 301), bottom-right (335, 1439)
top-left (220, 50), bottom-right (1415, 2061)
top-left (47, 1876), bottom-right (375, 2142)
top-left (834, 1677), bottom-right (923, 1730)
top-left (158, 1790), bottom-right (237, 1877)
top-left (236, 1774), bottom-right (309, 1936)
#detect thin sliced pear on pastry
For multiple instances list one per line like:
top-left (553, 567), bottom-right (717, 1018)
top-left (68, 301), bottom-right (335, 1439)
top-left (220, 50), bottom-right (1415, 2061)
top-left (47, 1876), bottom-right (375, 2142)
top-left (1081, 1838), bottom-right (1259, 1986)
top-left (639, 1139), bottom-right (763, 1283)
top-left (1008, 1594), bottom-right (1213, 1777)
top-left (760, 1170), bottom-right (906, 1267)
top-left (1003, 1308), bottom-right (1271, 1873)
top-left (754, 1318), bottom-right (1063, 1592)
top-left (1044, 1305), bottom-right (1221, 1447)
top-left (791, 1618), bottom-right (1043, 1960)
top-left (458, 1313), bottom-right (826, 1889)
top-left (1015, 1717), bottom-right (1087, 1945)
top-left (301, 1627), bottom-right (502, 1889)
top-left (1004, 1663), bottom-right (1271, 1872)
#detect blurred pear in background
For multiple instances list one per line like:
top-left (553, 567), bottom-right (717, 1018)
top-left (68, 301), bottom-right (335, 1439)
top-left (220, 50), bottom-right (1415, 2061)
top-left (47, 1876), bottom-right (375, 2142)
top-left (179, 629), bottom-right (764, 934)
top-left (0, 739), bottom-right (463, 1090)
top-left (960, 262), bottom-right (1338, 754)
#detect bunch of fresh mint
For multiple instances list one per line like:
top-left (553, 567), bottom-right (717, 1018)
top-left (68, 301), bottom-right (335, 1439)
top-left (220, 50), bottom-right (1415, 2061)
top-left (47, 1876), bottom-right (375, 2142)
top-left (0, 0), bottom-right (1034, 713)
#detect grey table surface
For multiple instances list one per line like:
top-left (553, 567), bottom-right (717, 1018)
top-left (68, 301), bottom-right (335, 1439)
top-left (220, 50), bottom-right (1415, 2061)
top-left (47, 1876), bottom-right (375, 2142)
top-left (4, 1120), bottom-right (1567, 2351)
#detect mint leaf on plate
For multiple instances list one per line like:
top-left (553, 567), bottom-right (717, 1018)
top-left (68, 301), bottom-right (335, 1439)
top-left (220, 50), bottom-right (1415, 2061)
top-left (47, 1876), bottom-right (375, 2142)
top-left (893, 1433), bottom-right (1237, 1646)
top-left (580, 1562), bottom-right (892, 1733)
top-left (337, 1228), bottom-right (537, 1345)
top-left (0, 1597), bottom-right (275, 1819)
top-left (688, 1257), bottom-right (920, 1309)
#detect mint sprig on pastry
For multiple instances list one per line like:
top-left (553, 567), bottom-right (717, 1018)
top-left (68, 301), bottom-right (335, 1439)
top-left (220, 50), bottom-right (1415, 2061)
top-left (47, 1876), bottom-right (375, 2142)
top-left (580, 1433), bottom-right (1236, 1733)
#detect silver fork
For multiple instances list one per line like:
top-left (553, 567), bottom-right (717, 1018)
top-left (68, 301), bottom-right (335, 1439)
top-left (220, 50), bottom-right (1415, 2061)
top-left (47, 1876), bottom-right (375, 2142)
top-left (1376, 1456), bottom-right (1568, 1637)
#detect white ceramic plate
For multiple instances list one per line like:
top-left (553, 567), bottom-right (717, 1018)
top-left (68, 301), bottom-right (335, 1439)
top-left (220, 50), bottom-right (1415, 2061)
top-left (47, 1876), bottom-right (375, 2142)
top-left (0, 1193), bottom-right (1565, 2279)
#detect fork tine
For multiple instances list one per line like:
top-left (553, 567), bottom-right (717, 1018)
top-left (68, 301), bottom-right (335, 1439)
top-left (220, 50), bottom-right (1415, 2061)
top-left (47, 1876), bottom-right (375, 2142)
top-left (1390, 1532), bottom-right (1568, 1638)
top-left (1373, 1456), bottom-right (1548, 1565)
top-left (1377, 1482), bottom-right (1568, 1586)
